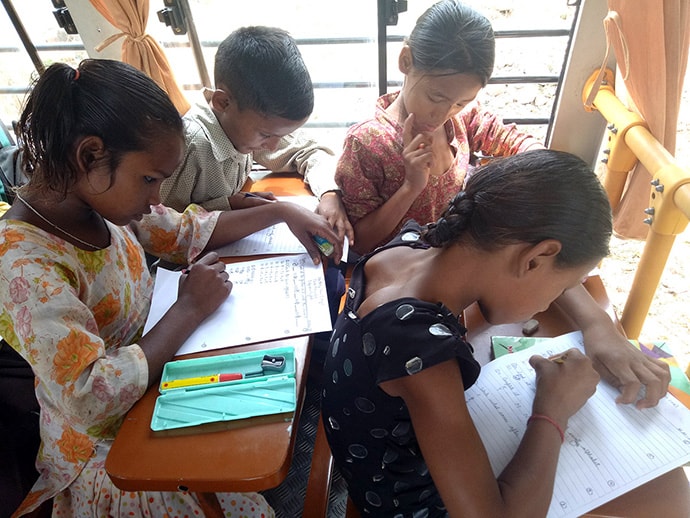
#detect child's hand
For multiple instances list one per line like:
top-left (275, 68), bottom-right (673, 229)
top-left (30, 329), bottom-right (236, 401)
top-left (529, 348), bottom-right (599, 429)
top-left (229, 191), bottom-right (277, 209)
top-left (401, 113), bottom-right (434, 194)
top-left (316, 192), bottom-right (355, 249)
top-left (176, 252), bottom-right (232, 323)
top-left (584, 331), bottom-right (670, 408)
top-left (279, 203), bottom-right (343, 265)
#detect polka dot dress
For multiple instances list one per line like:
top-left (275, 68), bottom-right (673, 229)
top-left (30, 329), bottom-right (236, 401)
top-left (321, 221), bottom-right (481, 517)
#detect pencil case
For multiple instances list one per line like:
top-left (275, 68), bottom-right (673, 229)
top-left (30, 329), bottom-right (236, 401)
top-left (151, 346), bottom-right (296, 431)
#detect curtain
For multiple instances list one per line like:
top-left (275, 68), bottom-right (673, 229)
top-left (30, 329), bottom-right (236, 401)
top-left (89, 0), bottom-right (190, 115)
top-left (606, 0), bottom-right (690, 239)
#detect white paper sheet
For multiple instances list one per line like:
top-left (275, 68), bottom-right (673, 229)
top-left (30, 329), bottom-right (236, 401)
top-left (465, 331), bottom-right (690, 518)
top-left (210, 196), bottom-right (349, 258)
top-left (144, 254), bottom-right (333, 356)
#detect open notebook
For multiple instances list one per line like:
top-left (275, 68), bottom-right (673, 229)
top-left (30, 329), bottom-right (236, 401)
top-left (467, 331), bottom-right (690, 518)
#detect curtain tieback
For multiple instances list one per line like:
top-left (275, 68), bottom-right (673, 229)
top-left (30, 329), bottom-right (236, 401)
top-left (584, 10), bottom-right (630, 110)
top-left (96, 32), bottom-right (149, 52)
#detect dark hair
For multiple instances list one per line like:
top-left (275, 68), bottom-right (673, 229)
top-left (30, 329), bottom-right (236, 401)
top-left (17, 59), bottom-right (183, 197)
top-left (214, 26), bottom-right (314, 121)
top-left (408, 0), bottom-right (495, 86)
top-left (423, 149), bottom-right (612, 268)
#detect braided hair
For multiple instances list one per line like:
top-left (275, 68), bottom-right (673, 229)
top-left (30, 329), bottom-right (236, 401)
top-left (422, 149), bottom-right (612, 268)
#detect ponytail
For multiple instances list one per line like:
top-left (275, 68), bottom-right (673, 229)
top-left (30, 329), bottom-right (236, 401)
top-left (17, 59), bottom-right (183, 197)
top-left (422, 150), bottom-right (612, 268)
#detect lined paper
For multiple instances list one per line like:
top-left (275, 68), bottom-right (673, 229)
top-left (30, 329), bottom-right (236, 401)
top-left (145, 254), bottom-right (332, 356)
top-left (210, 196), bottom-right (348, 257)
top-left (466, 331), bottom-right (690, 517)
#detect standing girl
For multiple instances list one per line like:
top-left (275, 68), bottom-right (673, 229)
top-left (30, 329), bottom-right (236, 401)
top-left (1, 59), bottom-right (339, 517)
top-left (322, 150), bottom-right (688, 517)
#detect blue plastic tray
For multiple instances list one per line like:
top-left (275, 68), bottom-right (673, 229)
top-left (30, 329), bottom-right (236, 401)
top-left (152, 346), bottom-right (296, 431)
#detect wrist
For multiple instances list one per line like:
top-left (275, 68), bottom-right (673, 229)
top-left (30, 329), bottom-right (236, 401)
top-left (400, 179), bottom-right (425, 198)
top-left (320, 189), bottom-right (341, 200)
top-left (528, 413), bottom-right (566, 443)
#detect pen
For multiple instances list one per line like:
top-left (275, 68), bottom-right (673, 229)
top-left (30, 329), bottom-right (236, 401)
top-left (548, 352), bottom-right (568, 364)
top-left (243, 192), bottom-right (262, 199)
top-left (161, 372), bottom-right (243, 389)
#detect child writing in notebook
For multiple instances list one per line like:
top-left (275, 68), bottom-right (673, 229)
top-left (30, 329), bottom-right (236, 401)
top-left (321, 149), bottom-right (687, 517)
top-left (160, 25), bottom-right (354, 248)
top-left (0, 59), bottom-right (342, 517)
top-left (335, 0), bottom-right (670, 410)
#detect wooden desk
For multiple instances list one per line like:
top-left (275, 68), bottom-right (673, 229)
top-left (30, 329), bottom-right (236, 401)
top-left (105, 336), bottom-right (310, 495)
top-left (107, 176), bottom-right (320, 514)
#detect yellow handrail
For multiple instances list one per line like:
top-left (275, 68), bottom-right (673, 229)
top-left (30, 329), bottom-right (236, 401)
top-left (582, 69), bottom-right (690, 339)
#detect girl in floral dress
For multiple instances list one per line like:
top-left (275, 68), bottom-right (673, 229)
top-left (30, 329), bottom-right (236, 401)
top-left (0, 59), bottom-right (339, 518)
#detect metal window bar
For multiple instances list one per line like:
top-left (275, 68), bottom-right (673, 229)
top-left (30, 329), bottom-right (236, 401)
top-left (1, 4), bottom-right (577, 134)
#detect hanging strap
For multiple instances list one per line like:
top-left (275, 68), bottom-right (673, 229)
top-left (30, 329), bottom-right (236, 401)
top-left (584, 11), bottom-right (630, 109)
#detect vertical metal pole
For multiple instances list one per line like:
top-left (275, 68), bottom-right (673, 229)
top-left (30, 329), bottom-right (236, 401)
top-left (377, 0), bottom-right (388, 96)
top-left (177, 0), bottom-right (211, 88)
top-left (1, 0), bottom-right (45, 75)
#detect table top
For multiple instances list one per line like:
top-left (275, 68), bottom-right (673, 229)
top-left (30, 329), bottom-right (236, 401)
top-left (105, 336), bottom-right (311, 493)
top-left (106, 175), bottom-right (318, 493)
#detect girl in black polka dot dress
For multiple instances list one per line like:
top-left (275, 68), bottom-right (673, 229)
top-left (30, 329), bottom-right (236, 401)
top-left (322, 149), bottom-right (610, 517)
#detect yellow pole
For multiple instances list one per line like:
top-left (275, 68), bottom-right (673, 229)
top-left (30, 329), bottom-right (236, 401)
top-left (583, 69), bottom-right (690, 338)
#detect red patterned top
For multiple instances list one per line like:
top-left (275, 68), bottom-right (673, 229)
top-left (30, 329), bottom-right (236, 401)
top-left (335, 91), bottom-right (542, 250)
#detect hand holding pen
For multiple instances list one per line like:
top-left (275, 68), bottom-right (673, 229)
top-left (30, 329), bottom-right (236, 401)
top-left (529, 348), bottom-right (599, 427)
top-left (177, 252), bottom-right (232, 317)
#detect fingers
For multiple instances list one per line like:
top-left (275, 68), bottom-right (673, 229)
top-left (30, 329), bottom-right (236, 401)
top-left (254, 191), bottom-right (277, 201)
top-left (402, 113), bottom-right (415, 148)
top-left (315, 193), bottom-right (355, 249)
top-left (180, 252), bottom-right (231, 282)
top-left (613, 358), bottom-right (670, 408)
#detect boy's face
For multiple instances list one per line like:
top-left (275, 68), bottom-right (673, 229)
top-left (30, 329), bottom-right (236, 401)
top-left (211, 88), bottom-right (307, 154)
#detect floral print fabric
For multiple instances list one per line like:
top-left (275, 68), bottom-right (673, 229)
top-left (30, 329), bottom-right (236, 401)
top-left (334, 91), bottom-right (542, 249)
top-left (0, 204), bottom-right (273, 517)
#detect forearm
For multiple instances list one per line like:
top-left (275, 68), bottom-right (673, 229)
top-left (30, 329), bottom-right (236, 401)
top-left (353, 183), bottom-right (421, 253)
top-left (495, 421), bottom-right (564, 517)
top-left (554, 283), bottom-right (619, 333)
top-left (254, 133), bottom-right (339, 197)
top-left (139, 300), bottom-right (209, 387)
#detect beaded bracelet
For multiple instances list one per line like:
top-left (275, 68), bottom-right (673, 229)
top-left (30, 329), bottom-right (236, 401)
top-left (528, 414), bottom-right (565, 443)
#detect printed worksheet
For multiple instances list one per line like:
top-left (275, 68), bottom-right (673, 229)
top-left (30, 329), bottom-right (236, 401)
top-left (144, 254), bottom-right (333, 356)
top-left (465, 331), bottom-right (690, 518)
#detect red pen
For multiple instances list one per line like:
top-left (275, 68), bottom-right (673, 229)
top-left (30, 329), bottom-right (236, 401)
top-left (161, 372), bottom-right (243, 390)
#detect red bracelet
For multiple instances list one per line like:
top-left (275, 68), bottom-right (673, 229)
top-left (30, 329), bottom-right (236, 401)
top-left (528, 414), bottom-right (565, 443)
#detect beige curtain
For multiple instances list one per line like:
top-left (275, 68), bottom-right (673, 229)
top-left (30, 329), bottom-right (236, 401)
top-left (606, 0), bottom-right (690, 239)
top-left (89, 0), bottom-right (190, 115)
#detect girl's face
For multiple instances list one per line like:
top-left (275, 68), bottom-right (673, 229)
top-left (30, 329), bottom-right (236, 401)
top-left (400, 58), bottom-right (483, 135)
top-left (478, 260), bottom-right (600, 325)
top-left (76, 133), bottom-right (184, 226)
